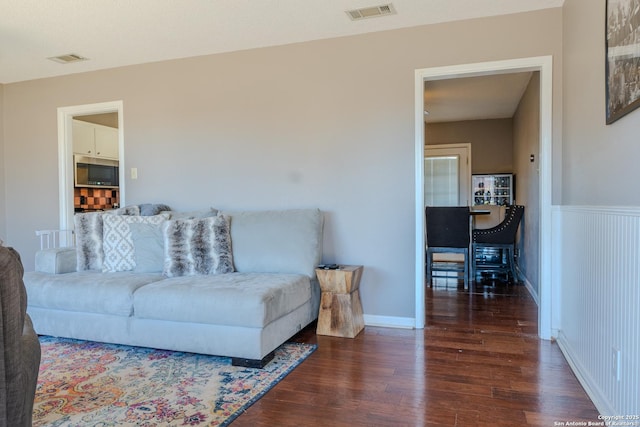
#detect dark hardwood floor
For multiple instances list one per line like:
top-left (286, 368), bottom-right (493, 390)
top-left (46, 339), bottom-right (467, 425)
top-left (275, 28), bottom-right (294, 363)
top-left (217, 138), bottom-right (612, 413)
top-left (234, 277), bottom-right (600, 426)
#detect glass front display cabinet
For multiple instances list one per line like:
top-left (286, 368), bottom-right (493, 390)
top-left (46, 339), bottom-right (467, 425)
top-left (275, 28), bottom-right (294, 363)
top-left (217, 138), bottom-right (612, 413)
top-left (472, 174), bottom-right (513, 206)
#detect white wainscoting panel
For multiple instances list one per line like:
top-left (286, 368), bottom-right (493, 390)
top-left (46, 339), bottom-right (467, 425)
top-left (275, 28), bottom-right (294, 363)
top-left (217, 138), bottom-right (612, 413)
top-left (556, 206), bottom-right (640, 415)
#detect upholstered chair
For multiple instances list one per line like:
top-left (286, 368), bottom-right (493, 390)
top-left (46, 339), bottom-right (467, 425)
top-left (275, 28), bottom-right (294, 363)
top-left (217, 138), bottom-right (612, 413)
top-left (472, 205), bottom-right (525, 281)
top-left (425, 206), bottom-right (471, 289)
top-left (472, 204), bottom-right (506, 230)
top-left (0, 244), bottom-right (41, 427)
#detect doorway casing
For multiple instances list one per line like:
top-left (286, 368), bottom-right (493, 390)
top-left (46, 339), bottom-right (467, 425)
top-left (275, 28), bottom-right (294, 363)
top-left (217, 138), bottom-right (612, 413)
top-left (57, 101), bottom-right (125, 234)
top-left (414, 56), bottom-right (553, 339)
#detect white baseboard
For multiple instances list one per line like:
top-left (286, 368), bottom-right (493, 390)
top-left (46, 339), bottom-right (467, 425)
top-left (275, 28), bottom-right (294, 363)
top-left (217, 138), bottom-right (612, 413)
top-left (556, 330), bottom-right (615, 415)
top-left (364, 314), bottom-right (415, 329)
top-left (517, 268), bottom-right (559, 338)
top-left (517, 266), bottom-right (540, 306)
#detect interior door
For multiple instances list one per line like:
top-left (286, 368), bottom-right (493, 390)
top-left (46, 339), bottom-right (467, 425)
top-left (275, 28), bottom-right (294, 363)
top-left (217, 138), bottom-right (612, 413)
top-left (424, 144), bottom-right (471, 206)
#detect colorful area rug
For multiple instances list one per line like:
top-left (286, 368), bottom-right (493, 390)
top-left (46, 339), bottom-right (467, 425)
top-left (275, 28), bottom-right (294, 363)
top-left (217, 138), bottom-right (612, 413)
top-left (33, 336), bottom-right (316, 426)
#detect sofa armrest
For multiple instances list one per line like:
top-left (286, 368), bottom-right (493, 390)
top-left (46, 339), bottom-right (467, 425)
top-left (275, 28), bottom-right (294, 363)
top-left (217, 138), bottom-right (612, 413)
top-left (35, 248), bottom-right (77, 274)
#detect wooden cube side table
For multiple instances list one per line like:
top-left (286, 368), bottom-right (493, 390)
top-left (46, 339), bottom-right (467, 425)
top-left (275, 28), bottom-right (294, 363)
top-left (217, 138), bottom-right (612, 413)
top-left (315, 265), bottom-right (364, 338)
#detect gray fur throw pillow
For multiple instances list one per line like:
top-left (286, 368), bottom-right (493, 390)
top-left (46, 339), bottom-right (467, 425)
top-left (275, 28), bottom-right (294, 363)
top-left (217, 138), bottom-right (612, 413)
top-left (162, 208), bottom-right (218, 219)
top-left (162, 214), bottom-right (234, 277)
top-left (74, 212), bottom-right (105, 271)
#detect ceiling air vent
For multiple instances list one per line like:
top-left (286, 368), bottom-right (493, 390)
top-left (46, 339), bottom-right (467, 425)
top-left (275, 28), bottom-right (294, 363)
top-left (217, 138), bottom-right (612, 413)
top-left (48, 53), bottom-right (89, 64)
top-left (346, 4), bottom-right (396, 21)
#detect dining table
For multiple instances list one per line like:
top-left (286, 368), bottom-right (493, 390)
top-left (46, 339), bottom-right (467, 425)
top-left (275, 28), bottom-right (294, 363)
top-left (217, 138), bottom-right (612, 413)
top-left (470, 208), bottom-right (491, 216)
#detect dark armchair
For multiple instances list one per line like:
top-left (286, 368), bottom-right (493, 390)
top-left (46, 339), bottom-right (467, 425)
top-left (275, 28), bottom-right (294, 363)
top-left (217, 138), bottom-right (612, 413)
top-left (472, 205), bottom-right (524, 282)
top-left (425, 206), bottom-right (471, 289)
top-left (1, 245), bottom-right (41, 427)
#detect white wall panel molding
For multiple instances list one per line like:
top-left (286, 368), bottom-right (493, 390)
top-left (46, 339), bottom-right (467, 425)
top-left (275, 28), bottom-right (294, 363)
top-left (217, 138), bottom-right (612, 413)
top-left (556, 205), bottom-right (640, 415)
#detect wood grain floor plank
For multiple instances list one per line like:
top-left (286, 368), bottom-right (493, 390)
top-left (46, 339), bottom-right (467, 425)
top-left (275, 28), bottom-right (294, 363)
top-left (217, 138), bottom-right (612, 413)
top-left (233, 279), bottom-right (600, 426)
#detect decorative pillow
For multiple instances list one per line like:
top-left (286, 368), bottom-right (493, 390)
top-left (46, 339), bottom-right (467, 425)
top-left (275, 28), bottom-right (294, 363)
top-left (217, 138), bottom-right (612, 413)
top-left (102, 213), bottom-right (169, 272)
top-left (139, 203), bottom-right (172, 216)
top-left (162, 214), bottom-right (234, 277)
top-left (129, 222), bottom-right (165, 273)
top-left (75, 212), bottom-right (105, 271)
top-left (105, 205), bottom-right (140, 216)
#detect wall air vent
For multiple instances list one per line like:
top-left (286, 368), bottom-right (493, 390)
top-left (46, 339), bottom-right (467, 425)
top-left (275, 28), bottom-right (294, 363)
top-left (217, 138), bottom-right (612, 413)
top-left (48, 53), bottom-right (89, 64)
top-left (346, 4), bottom-right (396, 21)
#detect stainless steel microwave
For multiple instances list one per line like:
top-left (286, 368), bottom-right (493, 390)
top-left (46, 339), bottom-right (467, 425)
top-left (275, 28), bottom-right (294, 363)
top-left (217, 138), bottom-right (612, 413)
top-left (74, 155), bottom-right (119, 188)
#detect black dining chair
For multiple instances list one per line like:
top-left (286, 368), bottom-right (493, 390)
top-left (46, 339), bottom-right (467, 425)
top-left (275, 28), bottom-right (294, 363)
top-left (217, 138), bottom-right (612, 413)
top-left (472, 205), bottom-right (524, 282)
top-left (425, 206), bottom-right (471, 289)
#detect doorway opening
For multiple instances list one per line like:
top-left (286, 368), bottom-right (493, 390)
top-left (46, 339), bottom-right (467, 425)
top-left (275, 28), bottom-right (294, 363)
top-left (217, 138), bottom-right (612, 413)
top-left (424, 144), bottom-right (472, 269)
top-left (414, 56), bottom-right (553, 340)
top-left (57, 101), bottom-right (125, 235)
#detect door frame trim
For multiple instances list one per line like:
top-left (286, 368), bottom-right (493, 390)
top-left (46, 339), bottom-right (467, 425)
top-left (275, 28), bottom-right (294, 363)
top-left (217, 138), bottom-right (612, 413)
top-left (57, 101), bottom-right (124, 233)
top-left (414, 56), bottom-right (553, 340)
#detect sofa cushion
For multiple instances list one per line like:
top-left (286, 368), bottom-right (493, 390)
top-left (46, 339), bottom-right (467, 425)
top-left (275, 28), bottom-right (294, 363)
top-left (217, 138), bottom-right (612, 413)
top-left (102, 214), bottom-right (169, 272)
top-left (162, 215), bottom-right (234, 277)
top-left (23, 271), bottom-right (163, 316)
top-left (162, 208), bottom-right (218, 220)
top-left (130, 223), bottom-right (164, 273)
top-left (224, 209), bottom-right (323, 277)
top-left (133, 273), bottom-right (311, 327)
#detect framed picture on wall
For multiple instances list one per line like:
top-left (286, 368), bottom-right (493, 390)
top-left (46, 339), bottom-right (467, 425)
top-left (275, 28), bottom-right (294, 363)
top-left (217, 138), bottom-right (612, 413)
top-left (606, 0), bottom-right (640, 124)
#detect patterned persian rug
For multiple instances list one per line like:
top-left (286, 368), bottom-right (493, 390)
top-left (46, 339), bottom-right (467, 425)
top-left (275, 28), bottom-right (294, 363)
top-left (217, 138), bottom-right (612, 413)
top-left (33, 336), bottom-right (316, 426)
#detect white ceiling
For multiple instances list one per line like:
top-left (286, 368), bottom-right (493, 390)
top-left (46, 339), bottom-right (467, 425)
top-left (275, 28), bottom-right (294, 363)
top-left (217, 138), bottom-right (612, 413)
top-left (1, 1), bottom-right (559, 123)
top-left (424, 72), bottom-right (534, 123)
top-left (1, 0), bottom-right (563, 84)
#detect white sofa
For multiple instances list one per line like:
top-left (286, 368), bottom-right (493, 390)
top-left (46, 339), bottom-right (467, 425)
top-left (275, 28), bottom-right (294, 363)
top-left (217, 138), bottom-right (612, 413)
top-left (24, 208), bottom-right (323, 367)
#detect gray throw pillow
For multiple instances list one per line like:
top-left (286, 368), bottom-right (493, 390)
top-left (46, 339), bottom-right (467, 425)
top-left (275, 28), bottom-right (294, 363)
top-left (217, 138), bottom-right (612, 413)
top-left (162, 214), bottom-right (234, 277)
top-left (102, 213), bottom-right (169, 272)
top-left (130, 222), bottom-right (165, 273)
top-left (139, 203), bottom-right (172, 216)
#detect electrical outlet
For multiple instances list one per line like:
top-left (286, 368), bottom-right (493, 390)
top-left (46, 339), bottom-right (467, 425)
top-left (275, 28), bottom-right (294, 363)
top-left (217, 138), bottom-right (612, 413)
top-left (612, 347), bottom-right (621, 381)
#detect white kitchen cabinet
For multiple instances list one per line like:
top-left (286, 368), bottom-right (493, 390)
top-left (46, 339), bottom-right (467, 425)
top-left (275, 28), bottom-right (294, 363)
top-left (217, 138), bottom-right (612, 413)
top-left (73, 119), bottom-right (119, 159)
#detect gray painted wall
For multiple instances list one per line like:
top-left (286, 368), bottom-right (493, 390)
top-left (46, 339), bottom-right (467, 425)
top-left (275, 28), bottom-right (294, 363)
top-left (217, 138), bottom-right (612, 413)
top-left (561, 0), bottom-right (640, 413)
top-left (513, 72), bottom-right (540, 295)
top-left (0, 83), bottom-right (5, 242)
top-left (425, 118), bottom-right (514, 174)
top-left (1, 8), bottom-right (563, 320)
top-left (563, 0), bottom-right (640, 205)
